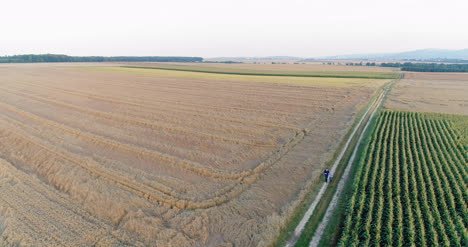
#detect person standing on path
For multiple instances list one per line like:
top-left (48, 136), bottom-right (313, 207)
top-left (323, 169), bottom-right (330, 183)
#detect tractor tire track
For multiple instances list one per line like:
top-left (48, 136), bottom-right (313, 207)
top-left (0, 104), bottom-right (308, 208)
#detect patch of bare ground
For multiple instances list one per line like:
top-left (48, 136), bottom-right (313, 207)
top-left (385, 72), bottom-right (468, 115)
top-left (0, 64), bottom-right (381, 246)
top-left (404, 71), bottom-right (468, 81)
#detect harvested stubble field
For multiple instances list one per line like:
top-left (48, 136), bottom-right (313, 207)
top-left (385, 72), bottom-right (468, 115)
top-left (0, 63), bottom-right (388, 246)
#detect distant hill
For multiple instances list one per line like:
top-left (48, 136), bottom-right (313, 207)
top-left (209, 49), bottom-right (468, 62)
top-left (317, 49), bottom-right (468, 60)
top-left (209, 56), bottom-right (304, 60)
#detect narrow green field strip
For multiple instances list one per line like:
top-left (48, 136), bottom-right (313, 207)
top-left (121, 65), bottom-right (400, 79)
top-left (80, 66), bottom-right (390, 88)
top-left (338, 112), bottom-right (389, 246)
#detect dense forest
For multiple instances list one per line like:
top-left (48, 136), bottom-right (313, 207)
top-left (380, 62), bottom-right (468, 72)
top-left (0, 54), bottom-right (203, 63)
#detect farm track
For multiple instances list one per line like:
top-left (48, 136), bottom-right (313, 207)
top-left (308, 82), bottom-right (392, 247)
top-left (285, 79), bottom-right (391, 247)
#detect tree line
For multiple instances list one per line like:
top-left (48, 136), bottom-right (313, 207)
top-left (0, 54), bottom-right (203, 63)
top-left (381, 62), bottom-right (468, 72)
top-left (345, 62), bottom-right (377, 66)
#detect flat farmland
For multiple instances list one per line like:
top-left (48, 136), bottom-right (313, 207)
top-left (115, 63), bottom-right (400, 79)
top-left (0, 64), bottom-right (388, 246)
top-left (142, 62), bottom-right (399, 72)
top-left (385, 72), bottom-right (468, 115)
top-left (318, 71), bottom-right (468, 247)
top-left (338, 111), bottom-right (467, 246)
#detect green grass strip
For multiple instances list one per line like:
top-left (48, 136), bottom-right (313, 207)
top-left (121, 66), bottom-right (399, 79)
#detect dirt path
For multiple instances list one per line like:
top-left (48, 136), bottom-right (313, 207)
top-left (308, 84), bottom-right (389, 247)
top-left (285, 81), bottom-right (392, 247)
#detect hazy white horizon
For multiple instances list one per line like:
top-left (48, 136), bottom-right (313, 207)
top-left (1, 0), bottom-right (467, 58)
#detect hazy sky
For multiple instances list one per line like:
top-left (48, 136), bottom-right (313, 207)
top-left (1, 0), bottom-right (467, 57)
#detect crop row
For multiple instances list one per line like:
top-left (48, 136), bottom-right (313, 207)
top-left (338, 111), bottom-right (467, 246)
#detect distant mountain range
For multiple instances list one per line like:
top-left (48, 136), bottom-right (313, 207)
top-left (209, 49), bottom-right (468, 62)
top-left (316, 49), bottom-right (468, 60)
top-left (208, 56), bottom-right (304, 60)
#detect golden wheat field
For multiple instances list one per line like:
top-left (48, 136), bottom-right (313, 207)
top-left (0, 63), bottom-right (387, 246)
